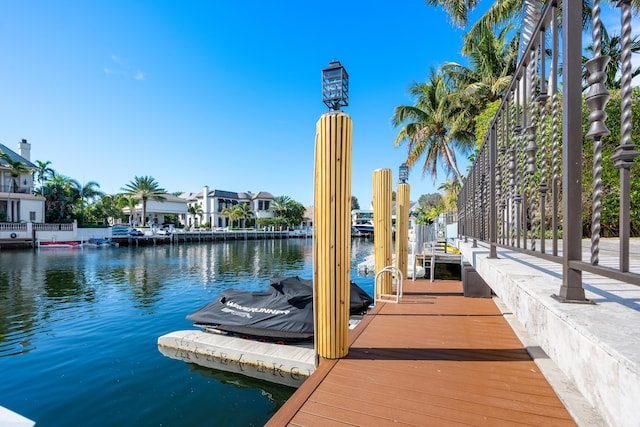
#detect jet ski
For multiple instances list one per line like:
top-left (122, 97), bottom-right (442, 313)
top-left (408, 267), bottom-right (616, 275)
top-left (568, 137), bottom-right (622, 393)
top-left (186, 276), bottom-right (373, 342)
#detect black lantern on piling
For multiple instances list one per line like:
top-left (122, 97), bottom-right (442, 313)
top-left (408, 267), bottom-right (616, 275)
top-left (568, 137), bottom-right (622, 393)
top-left (322, 60), bottom-right (349, 111)
top-left (399, 163), bottom-right (409, 184)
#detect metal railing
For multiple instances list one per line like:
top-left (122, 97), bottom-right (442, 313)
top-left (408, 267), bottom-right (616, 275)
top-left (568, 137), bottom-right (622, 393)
top-left (0, 184), bottom-right (34, 193)
top-left (374, 266), bottom-right (403, 304)
top-left (33, 223), bottom-right (74, 231)
top-left (457, 0), bottom-right (640, 300)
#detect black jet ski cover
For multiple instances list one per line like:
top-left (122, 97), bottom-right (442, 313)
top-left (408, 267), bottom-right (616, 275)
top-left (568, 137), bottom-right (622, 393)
top-left (186, 276), bottom-right (373, 340)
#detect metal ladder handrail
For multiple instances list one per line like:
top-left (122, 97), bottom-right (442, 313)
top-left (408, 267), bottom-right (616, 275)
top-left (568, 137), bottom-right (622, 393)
top-left (374, 266), bottom-right (403, 304)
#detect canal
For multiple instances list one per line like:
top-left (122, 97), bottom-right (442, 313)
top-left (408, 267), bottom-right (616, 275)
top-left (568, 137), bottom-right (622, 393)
top-left (0, 238), bottom-right (374, 426)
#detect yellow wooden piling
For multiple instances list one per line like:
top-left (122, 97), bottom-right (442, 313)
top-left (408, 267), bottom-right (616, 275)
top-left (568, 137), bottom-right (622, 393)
top-left (372, 169), bottom-right (393, 295)
top-left (314, 111), bottom-right (352, 360)
top-left (396, 182), bottom-right (410, 280)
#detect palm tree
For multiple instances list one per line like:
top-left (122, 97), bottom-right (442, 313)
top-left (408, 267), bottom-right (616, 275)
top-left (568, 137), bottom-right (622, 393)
top-left (230, 204), bottom-right (247, 229)
top-left (426, 0), bottom-right (595, 57)
top-left (34, 160), bottom-right (54, 222)
top-left (187, 204), bottom-right (203, 227)
top-left (76, 181), bottom-right (104, 225)
top-left (43, 174), bottom-right (78, 222)
top-left (34, 160), bottom-right (54, 195)
top-left (270, 196), bottom-right (292, 218)
top-left (443, 24), bottom-right (518, 107)
top-left (392, 69), bottom-right (475, 187)
top-left (1, 152), bottom-right (30, 193)
top-left (236, 203), bottom-right (254, 228)
top-left (220, 206), bottom-right (235, 229)
top-left (425, 0), bottom-right (618, 62)
top-left (120, 176), bottom-right (166, 227)
top-left (425, 0), bottom-right (540, 55)
top-left (89, 194), bottom-right (124, 225)
top-left (438, 179), bottom-right (461, 212)
top-left (123, 195), bottom-right (140, 225)
top-left (1, 152), bottom-right (30, 222)
top-left (285, 200), bottom-right (306, 229)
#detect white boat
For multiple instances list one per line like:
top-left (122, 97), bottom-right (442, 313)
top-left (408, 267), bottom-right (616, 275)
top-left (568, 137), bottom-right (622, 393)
top-left (352, 210), bottom-right (374, 234)
top-left (353, 221), bottom-right (374, 234)
top-left (357, 255), bottom-right (375, 274)
top-left (83, 238), bottom-right (119, 248)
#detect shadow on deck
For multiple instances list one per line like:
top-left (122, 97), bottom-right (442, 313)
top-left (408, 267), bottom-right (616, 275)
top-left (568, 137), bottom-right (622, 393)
top-left (267, 279), bottom-right (585, 426)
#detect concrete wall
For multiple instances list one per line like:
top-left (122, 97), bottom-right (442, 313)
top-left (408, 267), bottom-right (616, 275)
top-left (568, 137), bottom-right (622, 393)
top-left (457, 240), bottom-right (640, 427)
top-left (18, 198), bottom-right (43, 223)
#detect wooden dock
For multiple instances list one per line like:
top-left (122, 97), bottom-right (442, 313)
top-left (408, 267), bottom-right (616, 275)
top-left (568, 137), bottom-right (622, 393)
top-left (266, 279), bottom-right (577, 426)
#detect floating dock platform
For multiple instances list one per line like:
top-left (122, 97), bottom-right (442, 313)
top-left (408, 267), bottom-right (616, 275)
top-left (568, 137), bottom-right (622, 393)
top-left (158, 330), bottom-right (315, 388)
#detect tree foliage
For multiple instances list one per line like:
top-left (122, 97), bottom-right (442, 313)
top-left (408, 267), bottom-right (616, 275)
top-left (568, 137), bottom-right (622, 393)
top-left (392, 68), bottom-right (475, 186)
top-left (418, 193), bottom-right (443, 209)
top-left (351, 196), bottom-right (360, 210)
top-left (43, 174), bottom-right (79, 223)
top-left (269, 196), bottom-right (305, 229)
top-left (121, 176), bottom-right (166, 227)
top-left (474, 100), bottom-right (502, 148)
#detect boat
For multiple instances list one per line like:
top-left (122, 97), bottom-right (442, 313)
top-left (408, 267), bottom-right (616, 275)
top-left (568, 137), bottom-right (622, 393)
top-left (83, 238), bottom-right (119, 248)
top-left (186, 276), bottom-right (373, 342)
top-left (351, 210), bottom-right (374, 234)
top-left (38, 241), bottom-right (82, 248)
top-left (356, 254), bottom-right (375, 274)
top-left (353, 221), bottom-right (374, 234)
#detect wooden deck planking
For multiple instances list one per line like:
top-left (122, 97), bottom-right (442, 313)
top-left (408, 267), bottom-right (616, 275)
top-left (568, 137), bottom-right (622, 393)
top-left (304, 384), bottom-right (571, 427)
top-left (267, 279), bottom-right (576, 426)
top-left (326, 362), bottom-right (567, 406)
top-left (320, 366), bottom-right (573, 422)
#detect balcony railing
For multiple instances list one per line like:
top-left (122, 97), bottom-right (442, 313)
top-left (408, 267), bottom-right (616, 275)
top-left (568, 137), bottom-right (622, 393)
top-left (0, 184), bottom-right (34, 194)
top-left (457, 0), bottom-right (639, 300)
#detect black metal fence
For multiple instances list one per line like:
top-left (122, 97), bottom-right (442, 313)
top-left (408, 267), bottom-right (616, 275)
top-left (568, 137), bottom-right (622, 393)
top-left (457, 0), bottom-right (640, 300)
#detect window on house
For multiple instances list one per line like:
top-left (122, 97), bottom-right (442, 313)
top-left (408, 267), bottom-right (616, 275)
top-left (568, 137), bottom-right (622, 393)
top-left (30, 211), bottom-right (36, 221)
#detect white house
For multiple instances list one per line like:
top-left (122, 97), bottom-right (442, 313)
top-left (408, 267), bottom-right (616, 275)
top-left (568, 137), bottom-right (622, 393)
top-left (183, 186), bottom-right (275, 228)
top-left (0, 139), bottom-right (45, 223)
top-left (121, 193), bottom-right (188, 227)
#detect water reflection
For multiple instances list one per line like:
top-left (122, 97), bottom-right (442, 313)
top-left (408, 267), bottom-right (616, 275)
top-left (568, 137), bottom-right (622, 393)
top-left (187, 363), bottom-right (294, 415)
top-left (0, 238), bottom-right (374, 426)
top-left (0, 240), bottom-right (314, 359)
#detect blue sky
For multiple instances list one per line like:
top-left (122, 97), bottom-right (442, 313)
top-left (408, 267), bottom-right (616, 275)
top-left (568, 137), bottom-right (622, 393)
top-left (0, 1), bottom-right (632, 208)
top-left (0, 0), bottom-right (479, 208)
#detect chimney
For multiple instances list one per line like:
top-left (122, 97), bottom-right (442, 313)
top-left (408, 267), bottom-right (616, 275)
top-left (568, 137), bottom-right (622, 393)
top-left (18, 139), bottom-right (31, 161)
top-left (203, 185), bottom-right (209, 218)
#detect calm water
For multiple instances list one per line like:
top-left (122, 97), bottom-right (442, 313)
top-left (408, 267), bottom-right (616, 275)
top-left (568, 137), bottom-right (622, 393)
top-left (0, 238), bottom-right (374, 427)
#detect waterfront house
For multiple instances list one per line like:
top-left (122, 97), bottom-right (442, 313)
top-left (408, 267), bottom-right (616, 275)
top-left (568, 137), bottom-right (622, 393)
top-left (301, 206), bottom-right (313, 229)
top-left (121, 193), bottom-right (188, 227)
top-left (182, 186), bottom-right (274, 229)
top-left (0, 139), bottom-right (44, 223)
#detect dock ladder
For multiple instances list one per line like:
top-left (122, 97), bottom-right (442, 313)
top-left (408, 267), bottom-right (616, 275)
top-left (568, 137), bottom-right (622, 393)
top-left (374, 266), bottom-right (403, 304)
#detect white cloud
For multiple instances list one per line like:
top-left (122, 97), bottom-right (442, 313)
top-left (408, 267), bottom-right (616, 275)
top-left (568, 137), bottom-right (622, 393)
top-left (104, 55), bottom-right (146, 81)
top-left (111, 54), bottom-right (124, 65)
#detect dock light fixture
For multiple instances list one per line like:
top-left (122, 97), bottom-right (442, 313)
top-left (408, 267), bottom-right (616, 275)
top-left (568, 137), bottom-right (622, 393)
top-left (399, 163), bottom-right (409, 184)
top-left (322, 60), bottom-right (349, 111)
